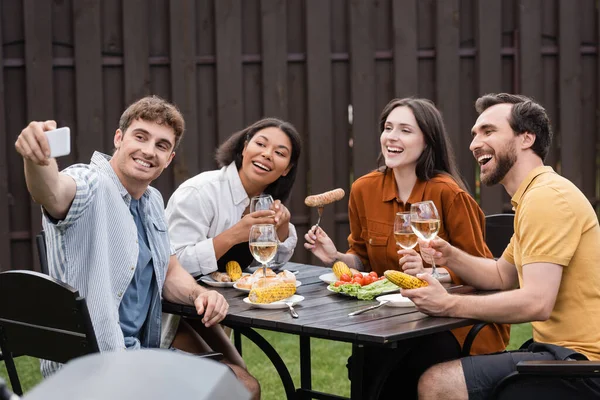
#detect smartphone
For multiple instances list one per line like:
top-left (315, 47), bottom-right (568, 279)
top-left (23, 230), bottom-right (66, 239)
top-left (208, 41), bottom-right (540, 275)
top-left (45, 127), bottom-right (71, 158)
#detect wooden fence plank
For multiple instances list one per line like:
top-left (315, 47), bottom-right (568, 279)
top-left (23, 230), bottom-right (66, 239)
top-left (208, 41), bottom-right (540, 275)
top-left (123, 0), bottom-right (150, 105)
top-left (261, 0), bottom-right (287, 119)
top-left (215, 0), bottom-right (243, 143)
top-left (392, 0), bottom-right (418, 98)
top-left (518, 0), bottom-right (542, 102)
top-left (349, 0), bottom-right (377, 179)
top-left (170, 0), bottom-right (198, 185)
top-left (558, 0), bottom-right (582, 187)
top-left (24, 0), bottom-right (54, 271)
top-left (0, 12), bottom-right (10, 271)
top-left (73, 0), bottom-right (104, 162)
top-left (477, 0), bottom-right (505, 214)
top-left (306, 0), bottom-right (335, 261)
top-left (435, 0), bottom-right (462, 191)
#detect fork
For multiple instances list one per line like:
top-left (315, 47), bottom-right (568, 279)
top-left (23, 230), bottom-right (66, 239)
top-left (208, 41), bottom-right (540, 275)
top-left (312, 206), bottom-right (324, 232)
top-left (285, 301), bottom-right (299, 318)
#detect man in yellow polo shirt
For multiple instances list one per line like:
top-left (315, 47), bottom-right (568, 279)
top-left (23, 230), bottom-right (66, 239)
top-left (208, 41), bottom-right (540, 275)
top-left (401, 93), bottom-right (600, 399)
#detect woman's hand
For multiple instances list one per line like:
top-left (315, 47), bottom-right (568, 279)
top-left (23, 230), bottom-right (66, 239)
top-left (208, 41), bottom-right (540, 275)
top-left (398, 248), bottom-right (425, 276)
top-left (304, 226), bottom-right (338, 265)
top-left (231, 210), bottom-right (275, 244)
top-left (272, 200), bottom-right (291, 241)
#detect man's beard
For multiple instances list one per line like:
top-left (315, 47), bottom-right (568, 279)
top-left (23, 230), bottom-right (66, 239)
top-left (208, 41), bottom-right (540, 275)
top-left (481, 141), bottom-right (516, 186)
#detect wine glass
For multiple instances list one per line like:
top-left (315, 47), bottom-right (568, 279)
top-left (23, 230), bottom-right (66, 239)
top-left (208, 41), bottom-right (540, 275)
top-left (250, 194), bottom-right (274, 213)
top-left (409, 201), bottom-right (441, 279)
top-left (249, 224), bottom-right (279, 277)
top-left (394, 212), bottom-right (418, 250)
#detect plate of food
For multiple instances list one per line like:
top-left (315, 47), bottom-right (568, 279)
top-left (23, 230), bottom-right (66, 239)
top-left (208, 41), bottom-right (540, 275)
top-left (198, 271), bottom-right (250, 288)
top-left (233, 269), bottom-right (299, 292)
top-left (243, 294), bottom-right (304, 309)
top-left (375, 293), bottom-right (415, 307)
top-left (326, 279), bottom-right (399, 300)
top-left (319, 271), bottom-right (368, 284)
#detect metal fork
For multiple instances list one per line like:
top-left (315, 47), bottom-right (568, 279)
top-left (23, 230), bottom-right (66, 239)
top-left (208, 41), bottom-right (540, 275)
top-left (313, 206), bottom-right (324, 232)
top-left (285, 301), bottom-right (299, 318)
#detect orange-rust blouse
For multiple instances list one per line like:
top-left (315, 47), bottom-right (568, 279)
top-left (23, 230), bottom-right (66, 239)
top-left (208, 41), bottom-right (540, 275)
top-left (346, 168), bottom-right (510, 354)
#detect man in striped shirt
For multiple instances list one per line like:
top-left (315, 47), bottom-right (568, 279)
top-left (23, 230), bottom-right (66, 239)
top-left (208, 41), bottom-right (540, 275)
top-left (15, 96), bottom-right (259, 398)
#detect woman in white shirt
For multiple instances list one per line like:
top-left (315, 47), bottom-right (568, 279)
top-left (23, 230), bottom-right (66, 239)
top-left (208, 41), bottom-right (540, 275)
top-left (162, 118), bottom-right (302, 393)
top-left (165, 117), bottom-right (301, 276)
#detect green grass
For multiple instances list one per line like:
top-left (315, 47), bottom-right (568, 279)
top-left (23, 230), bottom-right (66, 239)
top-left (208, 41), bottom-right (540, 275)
top-left (1, 324), bottom-right (532, 398)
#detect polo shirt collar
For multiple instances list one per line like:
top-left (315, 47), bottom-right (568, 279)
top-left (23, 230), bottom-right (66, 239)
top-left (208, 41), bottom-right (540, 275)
top-left (381, 167), bottom-right (427, 206)
top-left (226, 161), bottom-right (249, 206)
top-left (510, 166), bottom-right (554, 208)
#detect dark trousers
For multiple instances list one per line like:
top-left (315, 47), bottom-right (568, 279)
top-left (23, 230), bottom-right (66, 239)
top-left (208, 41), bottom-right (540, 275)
top-left (348, 331), bottom-right (461, 400)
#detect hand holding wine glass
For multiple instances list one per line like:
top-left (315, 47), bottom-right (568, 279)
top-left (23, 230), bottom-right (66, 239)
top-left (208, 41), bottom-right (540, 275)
top-left (410, 201), bottom-right (441, 279)
top-left (249, 224), bottom-right (279, 278)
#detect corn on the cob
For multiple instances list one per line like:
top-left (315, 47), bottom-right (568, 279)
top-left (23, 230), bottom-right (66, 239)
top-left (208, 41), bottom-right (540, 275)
top-left (332, 261), bottom-right (352, 278)
top-left (226, 261), bottom-right (243, 281)
top-left (384, 270), bottom-right (428, 289)
top-left (249, 282), bottom-right (296, 303)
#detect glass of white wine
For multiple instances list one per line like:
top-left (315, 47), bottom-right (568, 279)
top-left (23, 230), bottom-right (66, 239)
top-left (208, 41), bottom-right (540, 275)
top-left (250, 194), bottom-right (274, 213)
top-left (394, 212), bottom-right (418, 250)
top-left (249, 224), bottom-right (278, 278)
top-left (410, 201), bottom-right (441, 279)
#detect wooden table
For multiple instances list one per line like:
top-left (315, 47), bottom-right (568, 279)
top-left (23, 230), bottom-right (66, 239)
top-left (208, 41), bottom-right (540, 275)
top-left (163, 263), bottom-right (478, 400)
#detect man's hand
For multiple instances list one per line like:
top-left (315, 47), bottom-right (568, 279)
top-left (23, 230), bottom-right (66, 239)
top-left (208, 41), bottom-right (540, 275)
top-left (15, 120), bottom-right (57, 166)
top-left (419, 237), bottom-right (455, 267)
top-left (400, 273), bottom-right (455, 317)
top-left (272, 200), bottom-right (291, 229)
top-left (398, 248), bottom-right (425, 276)
top-left (193, 288), bottom-right (229, 328)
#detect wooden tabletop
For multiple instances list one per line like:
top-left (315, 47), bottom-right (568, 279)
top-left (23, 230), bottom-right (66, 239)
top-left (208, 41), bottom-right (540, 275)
top-left (163, 262), bottom-right (478, 347)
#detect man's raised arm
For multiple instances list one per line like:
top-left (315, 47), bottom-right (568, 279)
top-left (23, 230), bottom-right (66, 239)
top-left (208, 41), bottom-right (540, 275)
top-left (15, 120), bottom-right (76, 220)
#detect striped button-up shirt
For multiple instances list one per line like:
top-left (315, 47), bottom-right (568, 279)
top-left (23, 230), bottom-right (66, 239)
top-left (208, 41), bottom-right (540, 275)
top-left (40, 152), bottom-right (173, 377)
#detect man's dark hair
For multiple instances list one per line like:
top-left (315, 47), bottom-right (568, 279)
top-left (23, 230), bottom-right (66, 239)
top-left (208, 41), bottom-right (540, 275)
top-left (215, 118), bottom-right (302, 203)
top-left (475, 93), bottom-right (553, 161)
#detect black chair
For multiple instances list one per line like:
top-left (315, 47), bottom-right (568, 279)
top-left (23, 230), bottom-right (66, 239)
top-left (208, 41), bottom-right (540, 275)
top-left (484, 213), bottom-right (514, 259)
top-left (0, 270), bottom-right (99, 396)
top-left (36, 230), bottom-right (49, 275)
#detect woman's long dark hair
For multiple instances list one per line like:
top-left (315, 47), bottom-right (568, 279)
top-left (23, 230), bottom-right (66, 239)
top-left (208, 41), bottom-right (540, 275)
top-left (377, 98), bottom-right (469, 192)
top-left (215, 118), bottom-right (302, 202)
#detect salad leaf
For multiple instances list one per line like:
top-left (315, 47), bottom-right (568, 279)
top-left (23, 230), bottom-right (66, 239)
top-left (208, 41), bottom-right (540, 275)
top-left (328, 279), bottom-right (399, 300)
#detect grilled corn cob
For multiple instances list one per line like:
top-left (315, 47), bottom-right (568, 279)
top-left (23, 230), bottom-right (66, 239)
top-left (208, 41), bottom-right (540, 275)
top-left (384, 270), bottom-right (428, 289)
top-left (249, 282), bottom-right (296, 303)
top-left (332, 261), bottom-right (352, 278)
top-left (226, 261), bottom-right (243, 281)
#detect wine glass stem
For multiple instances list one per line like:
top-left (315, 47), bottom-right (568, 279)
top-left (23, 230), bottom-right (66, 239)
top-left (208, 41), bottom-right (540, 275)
top-left (263, 264), bottom-right (267, 278)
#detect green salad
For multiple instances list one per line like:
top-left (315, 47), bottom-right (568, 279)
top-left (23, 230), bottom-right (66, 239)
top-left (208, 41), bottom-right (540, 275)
top-left (328, 279), bottom-right (399, 300)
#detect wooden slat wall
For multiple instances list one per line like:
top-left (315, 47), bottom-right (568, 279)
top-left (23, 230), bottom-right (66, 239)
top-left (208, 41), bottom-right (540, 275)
top-left (24, 0), bottom-right (53, 271)
top-left (73, 0), bottom-right (104, 162)
top-left (477, 0), bottom-right (505, 214)
top-left (170, 0), bottom-right (199, 185)
top-left (306, 0), bottom-right (335, 263)
top-left (0, 9), bottom-right (10, 271)
top-left (2, 0), bottom-right (600, 271)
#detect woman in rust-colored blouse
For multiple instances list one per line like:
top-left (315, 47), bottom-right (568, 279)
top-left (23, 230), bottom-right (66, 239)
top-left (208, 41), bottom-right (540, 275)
top-left (304, 98), bottom-right (510, 400)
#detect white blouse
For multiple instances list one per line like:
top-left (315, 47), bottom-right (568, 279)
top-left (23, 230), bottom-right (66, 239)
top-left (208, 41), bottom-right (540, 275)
top-left (165, 162), bottom-right (297, 276)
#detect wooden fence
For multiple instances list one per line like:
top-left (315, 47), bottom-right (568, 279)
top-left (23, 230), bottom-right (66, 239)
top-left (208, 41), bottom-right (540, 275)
top-left (1, 0), bottom-right (598, 271)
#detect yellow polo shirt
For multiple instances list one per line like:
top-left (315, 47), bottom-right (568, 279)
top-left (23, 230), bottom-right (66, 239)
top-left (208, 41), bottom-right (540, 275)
top-left (503, 166), bottom-right (600, 360)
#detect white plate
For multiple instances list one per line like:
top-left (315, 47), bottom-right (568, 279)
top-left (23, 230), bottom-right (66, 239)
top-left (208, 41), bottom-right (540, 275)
top-left (326, 285), bottom-right (398, 297)
top-left (198, 273), bottom-right (250, 288)
top-left (375, 293), bottom-right (415, 307)
top-left (318, 272), bottom-right (368, 284)
top-left (243, 294), bottom-right (304, 309)
top-left (234, 280), bottom-right (302, 293)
